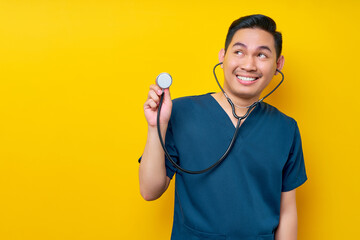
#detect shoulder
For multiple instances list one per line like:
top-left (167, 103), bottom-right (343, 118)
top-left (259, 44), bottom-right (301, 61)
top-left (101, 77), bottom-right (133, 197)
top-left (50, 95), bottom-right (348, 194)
top-left (171, 93), bottom-right (213, 112)
top-left (258, 102), bottom-right (298, 130)
top-left (172, 93), bottom-right (213, 105)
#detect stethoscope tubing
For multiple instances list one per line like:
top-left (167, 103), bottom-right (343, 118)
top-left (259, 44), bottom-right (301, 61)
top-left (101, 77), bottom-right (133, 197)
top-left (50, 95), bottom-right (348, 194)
top-left (157, 63), bottom-right (284, 174)
top-left (157, 93), bottom-right (245, 174)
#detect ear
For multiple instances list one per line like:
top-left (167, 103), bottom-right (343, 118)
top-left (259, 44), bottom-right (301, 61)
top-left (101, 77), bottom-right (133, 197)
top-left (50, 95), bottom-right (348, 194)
top-left (218, 48), bottom-right (225, 67)
top-left (275, 55), bottom-right (285, 75)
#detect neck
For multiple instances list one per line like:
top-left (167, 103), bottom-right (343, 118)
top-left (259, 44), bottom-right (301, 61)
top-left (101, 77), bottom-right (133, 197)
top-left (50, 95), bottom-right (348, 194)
top-left (222, 91), bottom-right (260, 108)
top-left (214, 92), bottom-right (258, 117)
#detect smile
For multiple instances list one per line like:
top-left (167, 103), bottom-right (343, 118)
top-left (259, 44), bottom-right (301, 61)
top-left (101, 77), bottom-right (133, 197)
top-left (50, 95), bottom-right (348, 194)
top-left (236, 76), bottom-right (259, 82)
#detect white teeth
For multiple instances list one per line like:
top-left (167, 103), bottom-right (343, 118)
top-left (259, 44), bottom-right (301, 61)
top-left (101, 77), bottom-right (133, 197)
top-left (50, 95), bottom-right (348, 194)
top-left (237, 76), bottom-right (257, 81)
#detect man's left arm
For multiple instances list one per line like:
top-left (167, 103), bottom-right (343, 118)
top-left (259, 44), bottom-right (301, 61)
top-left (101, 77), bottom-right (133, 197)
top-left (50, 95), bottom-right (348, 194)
top-left (275, 189), bottom-right (298, 240)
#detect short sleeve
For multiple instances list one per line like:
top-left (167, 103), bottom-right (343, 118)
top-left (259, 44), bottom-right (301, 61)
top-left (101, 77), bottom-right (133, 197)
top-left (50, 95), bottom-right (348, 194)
top-left (138, 120), bottom-right (179, 179)
top-left (282, 122), bottom-right (308, 192)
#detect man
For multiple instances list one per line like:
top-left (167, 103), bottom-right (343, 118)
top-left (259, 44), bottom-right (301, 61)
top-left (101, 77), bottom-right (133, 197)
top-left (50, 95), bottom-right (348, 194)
top-left (139, 14), bottom-right (307, 240)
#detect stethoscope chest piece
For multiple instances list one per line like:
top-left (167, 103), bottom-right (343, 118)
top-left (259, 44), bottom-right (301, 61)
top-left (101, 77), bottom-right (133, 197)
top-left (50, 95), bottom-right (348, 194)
top-left (156, 73), bottom-right (172, 89)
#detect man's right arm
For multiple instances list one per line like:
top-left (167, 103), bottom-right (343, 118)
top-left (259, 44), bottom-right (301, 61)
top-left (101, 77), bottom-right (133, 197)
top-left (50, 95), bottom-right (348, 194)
top-left (139, 84), bottom-right (172, 201)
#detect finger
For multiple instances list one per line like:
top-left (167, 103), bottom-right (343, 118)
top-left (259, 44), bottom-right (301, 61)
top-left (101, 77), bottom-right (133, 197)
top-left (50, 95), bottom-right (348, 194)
top-left (144, 99), bottom-right (158, 110)
top-left (148, 99), bottom-right (158, 109)
top-left (163, 88), bottom-right (172, 105)
top-left (149, 84), bottom-right (163, 96)
top-left (148, 89), bottom-right (160, 104)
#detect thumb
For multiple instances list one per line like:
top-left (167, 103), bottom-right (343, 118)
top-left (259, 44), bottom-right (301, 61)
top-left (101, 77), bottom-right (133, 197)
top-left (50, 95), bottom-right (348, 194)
top-left (163, 88), bottom-right (172, 104)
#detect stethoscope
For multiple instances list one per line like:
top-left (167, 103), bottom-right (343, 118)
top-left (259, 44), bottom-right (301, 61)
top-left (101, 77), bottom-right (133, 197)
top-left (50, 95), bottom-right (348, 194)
top-left (156, 62), bottom-right (284, 174)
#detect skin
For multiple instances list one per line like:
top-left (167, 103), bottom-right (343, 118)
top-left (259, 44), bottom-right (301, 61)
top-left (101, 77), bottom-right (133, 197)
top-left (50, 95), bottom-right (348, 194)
top-left (139, 28), bottom-right (298, 239)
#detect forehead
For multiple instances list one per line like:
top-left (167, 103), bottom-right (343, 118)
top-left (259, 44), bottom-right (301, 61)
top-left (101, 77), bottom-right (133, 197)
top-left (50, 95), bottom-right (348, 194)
top-left (229, 28), bottom-right (276, 50)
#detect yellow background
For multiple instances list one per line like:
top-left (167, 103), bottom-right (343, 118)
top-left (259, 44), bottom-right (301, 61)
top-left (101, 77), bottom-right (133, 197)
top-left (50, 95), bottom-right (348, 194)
top-left (0, 0), bottom-right (359, 239)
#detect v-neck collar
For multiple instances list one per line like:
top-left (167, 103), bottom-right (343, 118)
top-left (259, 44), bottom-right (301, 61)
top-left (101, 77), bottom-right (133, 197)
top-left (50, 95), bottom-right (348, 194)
top-left (205, 92), bottom-right (261, 132)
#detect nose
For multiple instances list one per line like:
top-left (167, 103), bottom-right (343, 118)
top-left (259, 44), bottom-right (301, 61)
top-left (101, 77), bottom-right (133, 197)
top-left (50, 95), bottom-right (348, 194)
top-left (240, 56), bottom-right (257, 72)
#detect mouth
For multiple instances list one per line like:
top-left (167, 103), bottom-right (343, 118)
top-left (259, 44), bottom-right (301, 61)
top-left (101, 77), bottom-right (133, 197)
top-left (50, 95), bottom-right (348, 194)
top-left (236, 76), bottom-right (259, 82)
top-left (236, 75), bottom-right (261, 85)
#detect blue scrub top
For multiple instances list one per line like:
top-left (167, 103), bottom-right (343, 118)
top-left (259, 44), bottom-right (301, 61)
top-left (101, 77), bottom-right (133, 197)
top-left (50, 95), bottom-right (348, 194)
top-left (162, 93), bottom-right (307, 240)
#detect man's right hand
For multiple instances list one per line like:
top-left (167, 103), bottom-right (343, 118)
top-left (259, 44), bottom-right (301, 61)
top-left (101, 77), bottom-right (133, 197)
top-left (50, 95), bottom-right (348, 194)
top-left (144, 84), bottom-right (172, 128)
top-left (140, 84), bottom-right (172, 201)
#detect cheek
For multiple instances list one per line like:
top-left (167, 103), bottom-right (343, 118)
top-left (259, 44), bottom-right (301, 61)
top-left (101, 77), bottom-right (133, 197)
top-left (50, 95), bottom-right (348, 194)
top-left (223, 65), bottom-right (235, 77)
top-left (258, 67), bottom-right (276, 87)
top-left (223, 56), bottom-right (238, 70)
top-left (260, 62), bottom-right (277, 76)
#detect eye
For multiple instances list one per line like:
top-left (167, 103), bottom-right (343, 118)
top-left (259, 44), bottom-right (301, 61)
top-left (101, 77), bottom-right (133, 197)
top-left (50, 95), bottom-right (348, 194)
top-left (235, 50), bottom-right (244, 55)
top-left (258, 53), bottom-right (267, 58)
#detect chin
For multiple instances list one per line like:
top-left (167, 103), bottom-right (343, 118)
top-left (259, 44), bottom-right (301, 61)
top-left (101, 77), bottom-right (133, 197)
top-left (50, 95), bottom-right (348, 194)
top-left (233, 91), bottom-right (261, 101)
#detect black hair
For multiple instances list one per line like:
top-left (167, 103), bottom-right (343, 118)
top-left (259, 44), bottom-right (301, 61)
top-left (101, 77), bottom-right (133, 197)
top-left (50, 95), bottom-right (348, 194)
top-left (225, 14), bottom-right (282, 59)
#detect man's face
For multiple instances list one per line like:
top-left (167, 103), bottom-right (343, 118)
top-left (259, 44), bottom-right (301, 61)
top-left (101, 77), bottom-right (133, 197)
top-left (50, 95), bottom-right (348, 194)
top-left (219, 28), bottom-right (284, 102)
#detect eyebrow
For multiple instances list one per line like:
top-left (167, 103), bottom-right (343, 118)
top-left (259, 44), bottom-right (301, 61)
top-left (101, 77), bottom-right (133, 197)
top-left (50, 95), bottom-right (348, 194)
top-left (232, 42), bottom-right (272, 53)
